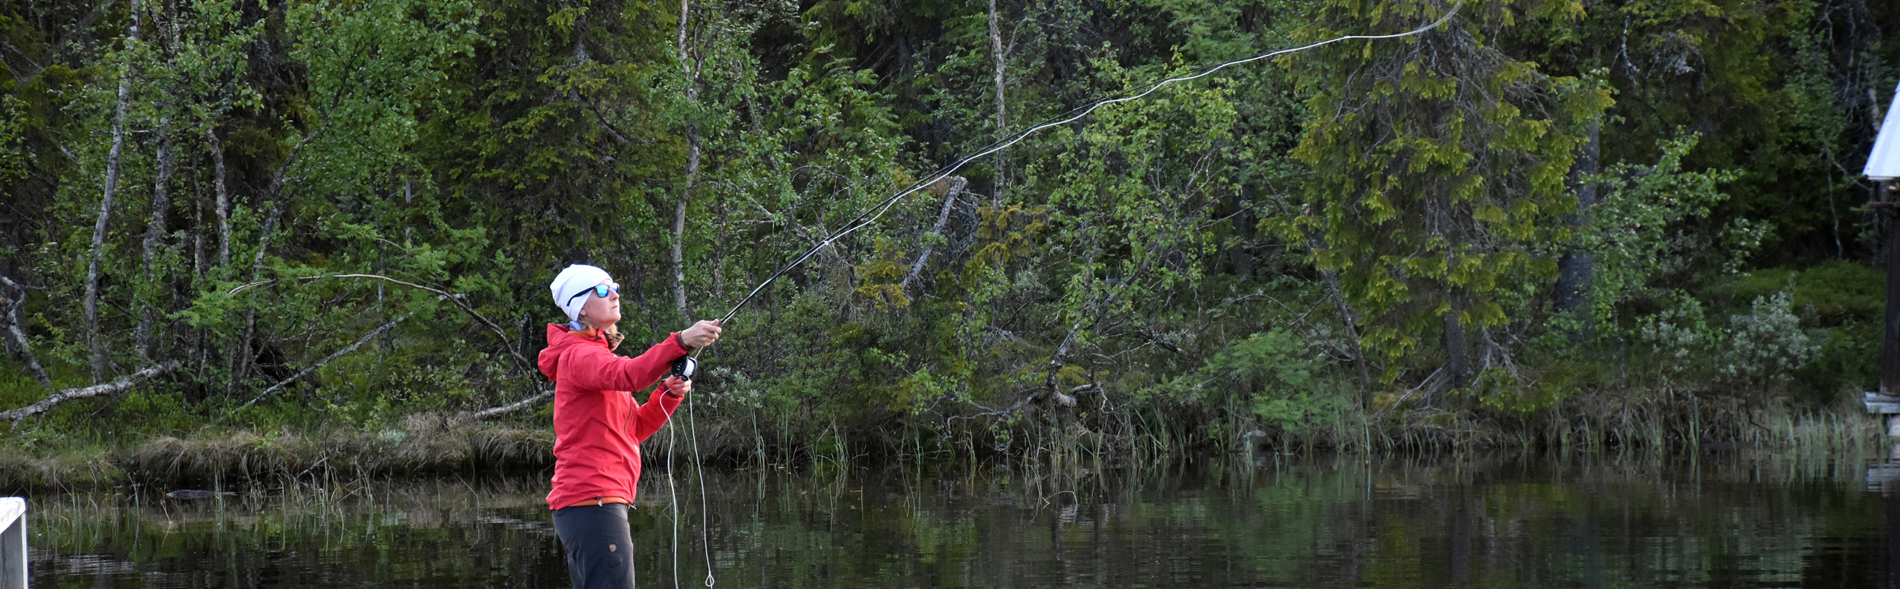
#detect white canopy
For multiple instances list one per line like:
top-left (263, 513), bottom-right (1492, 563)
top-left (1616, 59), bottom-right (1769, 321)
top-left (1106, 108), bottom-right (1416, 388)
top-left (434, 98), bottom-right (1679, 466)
top-left (1869, 78), bottom-right (1900, 180)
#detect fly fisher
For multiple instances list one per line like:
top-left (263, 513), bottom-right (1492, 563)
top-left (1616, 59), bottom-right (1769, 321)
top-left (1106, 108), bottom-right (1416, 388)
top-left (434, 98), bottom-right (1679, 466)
top-left (540, 263), bottom-right (723, 589)
top-left (521, 6), bottom-right (1462, 587)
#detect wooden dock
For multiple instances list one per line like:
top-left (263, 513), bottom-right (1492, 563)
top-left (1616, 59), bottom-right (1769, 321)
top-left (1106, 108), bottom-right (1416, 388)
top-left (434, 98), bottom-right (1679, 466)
top-left (0, 497), bottom-right (21, 589)
top-left (1864, 392), bottom-right (1900, 437)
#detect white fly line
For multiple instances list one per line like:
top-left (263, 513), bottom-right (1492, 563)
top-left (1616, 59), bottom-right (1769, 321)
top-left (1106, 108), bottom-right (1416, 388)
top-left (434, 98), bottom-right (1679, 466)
top-left (662, 3), bottom-right (1468, 588)
top-left (714, 0), bottom-right (1467, 326)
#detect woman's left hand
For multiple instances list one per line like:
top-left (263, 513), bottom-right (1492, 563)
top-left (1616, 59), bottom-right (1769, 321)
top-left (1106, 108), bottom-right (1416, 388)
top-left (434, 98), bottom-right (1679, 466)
top-left (663, 376), bottom-right (691, 396)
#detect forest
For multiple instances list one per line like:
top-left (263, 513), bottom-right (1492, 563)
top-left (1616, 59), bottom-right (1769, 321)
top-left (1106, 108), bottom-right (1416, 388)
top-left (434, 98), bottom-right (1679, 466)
top-left (1, 0), bottom-right (1898, 486)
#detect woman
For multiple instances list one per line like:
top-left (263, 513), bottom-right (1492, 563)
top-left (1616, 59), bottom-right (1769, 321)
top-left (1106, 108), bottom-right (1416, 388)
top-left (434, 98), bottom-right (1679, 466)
top-left (539, 263), bottom-right (722, 589)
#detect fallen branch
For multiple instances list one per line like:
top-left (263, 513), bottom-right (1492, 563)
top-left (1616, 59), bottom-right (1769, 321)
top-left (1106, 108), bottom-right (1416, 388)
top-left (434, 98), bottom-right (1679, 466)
top-left (226, 273), bottom-right (532, 370)
top-left (1, 361), bottom-right (180, 428)
top-left (235, 310), bottom-right (416, 413)
top-left (469, 389), bottom-right (554, 419)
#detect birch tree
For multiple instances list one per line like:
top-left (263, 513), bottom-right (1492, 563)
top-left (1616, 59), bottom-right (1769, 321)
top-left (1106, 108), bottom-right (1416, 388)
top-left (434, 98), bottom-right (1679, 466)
top-left (84, 0), bottom-right (142, 383)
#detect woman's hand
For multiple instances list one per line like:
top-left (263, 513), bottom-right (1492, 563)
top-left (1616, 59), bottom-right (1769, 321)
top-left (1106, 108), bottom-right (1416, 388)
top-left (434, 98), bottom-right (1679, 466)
top-left (662, 376), bottom-right (691, 396)
top-left (679, 320), bottom-right (722, 350)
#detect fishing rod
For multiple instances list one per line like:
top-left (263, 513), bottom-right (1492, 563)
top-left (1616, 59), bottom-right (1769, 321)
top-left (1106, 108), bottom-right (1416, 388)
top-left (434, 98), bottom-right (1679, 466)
top-left (665, 0), bottom-right (1463, 383)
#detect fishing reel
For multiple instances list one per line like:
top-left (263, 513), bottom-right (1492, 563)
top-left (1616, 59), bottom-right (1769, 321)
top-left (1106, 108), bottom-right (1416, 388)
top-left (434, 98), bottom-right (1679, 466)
top-left (669, 356), bottom-right (697, 382)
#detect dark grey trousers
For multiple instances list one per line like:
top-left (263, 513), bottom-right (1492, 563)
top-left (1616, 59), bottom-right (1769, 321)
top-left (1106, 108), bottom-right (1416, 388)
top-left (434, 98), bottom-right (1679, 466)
top-left (553, 503), bottom-right (636, 589)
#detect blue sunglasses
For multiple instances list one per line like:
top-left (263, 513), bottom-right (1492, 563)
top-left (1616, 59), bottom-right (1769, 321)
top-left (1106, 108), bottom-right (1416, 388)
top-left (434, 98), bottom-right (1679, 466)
top-left (565, 283), bottom-right (619, 305)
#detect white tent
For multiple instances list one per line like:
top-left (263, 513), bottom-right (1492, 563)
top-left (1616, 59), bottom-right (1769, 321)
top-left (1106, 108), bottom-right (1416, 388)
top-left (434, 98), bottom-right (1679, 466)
top-left (1869, 78), bottom-right (1900, 180)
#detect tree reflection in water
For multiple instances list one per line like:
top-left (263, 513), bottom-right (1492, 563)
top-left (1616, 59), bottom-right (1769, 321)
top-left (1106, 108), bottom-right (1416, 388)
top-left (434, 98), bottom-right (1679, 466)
top-left (21, 451), bottom-right (1897, 588)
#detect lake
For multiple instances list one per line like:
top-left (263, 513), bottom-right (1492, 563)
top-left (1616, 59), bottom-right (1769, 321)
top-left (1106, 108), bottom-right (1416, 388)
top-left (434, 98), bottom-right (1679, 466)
top-left (21, 450), bottom-right (1899, 588)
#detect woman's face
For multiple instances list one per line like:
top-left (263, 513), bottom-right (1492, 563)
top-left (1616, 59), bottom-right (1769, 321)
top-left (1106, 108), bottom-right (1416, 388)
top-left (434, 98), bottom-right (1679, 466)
top-left (580, 280), bottom-right (621, 328)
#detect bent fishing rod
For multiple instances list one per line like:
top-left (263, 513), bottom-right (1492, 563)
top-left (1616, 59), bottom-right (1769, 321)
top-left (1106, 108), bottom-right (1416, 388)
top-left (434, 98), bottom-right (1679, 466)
top-left (667, 1), bottom-right (1463, 380)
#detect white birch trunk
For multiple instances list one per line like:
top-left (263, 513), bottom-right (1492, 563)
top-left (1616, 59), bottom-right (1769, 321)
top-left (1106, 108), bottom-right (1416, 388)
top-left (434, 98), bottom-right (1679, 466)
top-left (672, 0), bottom-right (700, 318)
top-left (86, 0), bottom-right (141, 383)
top-left (988, 0), bottom-right (1007, 194)
top-left (206, 127), bottom-right (231, 267)
top-left (137, 117), bottom-right (173, 359)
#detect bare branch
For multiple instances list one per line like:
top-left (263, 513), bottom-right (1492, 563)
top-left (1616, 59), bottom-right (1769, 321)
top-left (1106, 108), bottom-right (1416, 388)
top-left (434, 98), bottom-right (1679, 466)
top-left (226, 273), bottom-right (532, 370)
top-left (235, 310), bottom-right (415, 413)
top-left (0, 277), bottom-right (50, 386)
top-left (901, 176), bottom-right (967, 295)
top-left (469, 389), bottom-right (553, 419)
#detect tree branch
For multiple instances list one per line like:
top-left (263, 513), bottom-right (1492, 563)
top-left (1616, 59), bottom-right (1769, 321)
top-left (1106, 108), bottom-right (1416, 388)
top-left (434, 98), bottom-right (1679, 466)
top-left (226, 273), bottom-right (532, 370)
top-left (901, 176), bottom-right (966, 295)
top-left (0, 275), bottom-right (50, 386)
top-left (1, 361), bottom-right (179, 428)
top-left (234, 310), bottom-right (415, 413)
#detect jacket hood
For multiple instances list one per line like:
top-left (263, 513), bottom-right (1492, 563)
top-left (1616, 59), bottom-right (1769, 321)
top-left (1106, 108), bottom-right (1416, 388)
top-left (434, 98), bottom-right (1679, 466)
top-left (539, 323), bottom-right (605, 380)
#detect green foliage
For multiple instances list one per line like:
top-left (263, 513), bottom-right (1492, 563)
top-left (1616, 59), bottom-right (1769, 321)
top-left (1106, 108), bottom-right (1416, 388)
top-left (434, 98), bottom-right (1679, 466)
top-left (0, 94), bottom-right (25, 183)
top-left (1283, 0), bottom-right (1614, 384)
top-left (1715, 290), bottom-right (1818, 397)
top-left (1792, 323), bottom-right (1877, 406)
top-left (1636, 293), bottom-right (1717, 385)
top-left (1571, 132), bottom-right (1738, 334)
top-left (0, 0), bottom-right (1895, 463)
top-left (1150, 329), bottom-right (1346, 436)
top-left (1728, 261), bottom-right (1883, 326)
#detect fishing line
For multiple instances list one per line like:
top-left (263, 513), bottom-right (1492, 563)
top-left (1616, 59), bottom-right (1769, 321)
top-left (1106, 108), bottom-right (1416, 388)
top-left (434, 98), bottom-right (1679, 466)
top-left (658, 3), bottom-right (1463, 586)
top-left (663, 402), bottom-right (681, 589)
top-left (704, 0), bottom-right (1464, 331)
top-left (685, 392), bottom-right (715, 588)
top-left (651, 383), bottom-right (715, 588)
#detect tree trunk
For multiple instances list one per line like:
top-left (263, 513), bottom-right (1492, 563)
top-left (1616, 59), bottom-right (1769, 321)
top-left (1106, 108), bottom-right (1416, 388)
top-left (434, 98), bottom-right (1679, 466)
top-left (674, 135), bottom-right (696, 318)
top-left (1555, 122), bottom-right (1599, 325)
top-left (672, 0), bottom-right (700, 319)
top-left (206, 126), bottom-right (231, 267)
top-left (901, 177), bottom-right (966, 295)
top-left (1227, 189), bottom-right (1254, 277)
top-left (230, 200), bottom-right (284, 395)
top-left (137, 117), bottom-right (174, 359)
top-left (1444, 298), bottom-right (1471, 390)
top-left (1318, 264), bottom-right (1374, 392)
top-left (988, 0), bottom-right (1008, 194)
top-left (86, 0), bottom-right (141, 383)
top-left (191, 172), bottom-right (204, 279)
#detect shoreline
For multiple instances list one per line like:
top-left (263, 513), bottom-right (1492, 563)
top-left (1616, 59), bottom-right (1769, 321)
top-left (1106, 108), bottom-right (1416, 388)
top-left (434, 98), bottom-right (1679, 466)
top-left (0, 405), bottom-right (1886, 494)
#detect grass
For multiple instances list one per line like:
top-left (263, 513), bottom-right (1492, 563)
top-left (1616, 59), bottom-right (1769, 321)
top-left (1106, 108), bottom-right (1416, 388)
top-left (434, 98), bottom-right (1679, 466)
top-left (0, 413), bottom-right (555, 493)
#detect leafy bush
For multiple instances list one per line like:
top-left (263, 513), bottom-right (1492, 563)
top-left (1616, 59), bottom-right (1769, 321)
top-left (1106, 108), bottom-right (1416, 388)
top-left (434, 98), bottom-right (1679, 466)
top-left (1149, 329), bottom-right (1346, 439)
top-left (1636, 293), bottom-right (1716, 385)
top-left (1716, 290), bottom-right (1817, 397)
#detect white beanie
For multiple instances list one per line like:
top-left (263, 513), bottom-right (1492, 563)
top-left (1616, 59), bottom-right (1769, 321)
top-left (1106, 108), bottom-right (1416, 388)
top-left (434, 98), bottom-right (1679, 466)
top-left (549, 264), bottom-right (613, 324)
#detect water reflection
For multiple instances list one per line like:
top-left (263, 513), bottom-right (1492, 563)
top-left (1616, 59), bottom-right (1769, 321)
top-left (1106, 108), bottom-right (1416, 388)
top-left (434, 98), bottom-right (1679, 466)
top-left (24, 451), bottom-right (1895, 588)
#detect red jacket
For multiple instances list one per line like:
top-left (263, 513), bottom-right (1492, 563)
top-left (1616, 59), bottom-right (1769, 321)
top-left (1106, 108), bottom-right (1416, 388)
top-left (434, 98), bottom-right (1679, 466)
top-left (539, 324), bottom-right (688, 510)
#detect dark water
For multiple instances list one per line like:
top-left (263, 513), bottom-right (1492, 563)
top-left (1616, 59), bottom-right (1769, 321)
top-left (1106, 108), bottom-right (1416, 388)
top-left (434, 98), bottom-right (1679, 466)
top-left (21, 452), bottom-right (1900, 588)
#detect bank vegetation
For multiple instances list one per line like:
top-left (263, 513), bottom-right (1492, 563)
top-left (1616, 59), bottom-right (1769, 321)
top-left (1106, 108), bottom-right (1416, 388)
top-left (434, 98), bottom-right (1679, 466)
top-left (1, 0), bottom-right (1897, 488)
